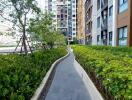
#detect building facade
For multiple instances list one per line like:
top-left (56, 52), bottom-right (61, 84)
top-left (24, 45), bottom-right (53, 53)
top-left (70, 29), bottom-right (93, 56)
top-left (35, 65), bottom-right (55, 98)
top-left (116, 0), bottom-right (132, 46)
top-left (45, 0), bottom-right (77, 41)
top-left (85, 0), bottom-right (93, 45)
top-left (85, 0), bottom-right (132, 47)
top-left (76, 0), bottom-right (85, 44)
top-left (93, 0), bottom-right (116, 46)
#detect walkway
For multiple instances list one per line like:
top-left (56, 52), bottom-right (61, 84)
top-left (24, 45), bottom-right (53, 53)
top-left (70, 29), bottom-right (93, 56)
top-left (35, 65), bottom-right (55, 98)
top-left (45, 50), bottom-right (103, 100)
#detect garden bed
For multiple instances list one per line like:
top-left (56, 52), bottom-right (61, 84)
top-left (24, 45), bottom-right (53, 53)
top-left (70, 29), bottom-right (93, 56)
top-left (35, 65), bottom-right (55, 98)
top-left (72, 45), bottom-right (132, 100)
top-left (0, 47), bottom-right (66, 99)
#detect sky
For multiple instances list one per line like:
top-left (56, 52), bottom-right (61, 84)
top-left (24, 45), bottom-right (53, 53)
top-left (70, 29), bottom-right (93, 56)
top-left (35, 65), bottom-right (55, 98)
top-left (37, 0), bottom-right (45, 10)
top-left (0, 0), bottom-right (46, 46)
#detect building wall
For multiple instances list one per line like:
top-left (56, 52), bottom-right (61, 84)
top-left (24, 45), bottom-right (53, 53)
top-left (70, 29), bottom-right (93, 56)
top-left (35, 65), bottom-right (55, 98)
top-left (76, 0), bottom-right (85, 44)
top-left (92, 0), bottom-right (101, 45)
top-left (57, 0), bottom-right (68, 36)
top-left (84, 0), bottom-right (132, 47)
top-left (71, 0), bottom-right (77, 38)
top-left (108, 0), bottom-right (113, 32)
top-left (87, 0), bottom-right (116, 46)
top-left (85, 0), bottom-right (93, 45)
top-left (116, 0), bottom-right (132, 46)
top-left (130, 0), bottom-right (132, 46)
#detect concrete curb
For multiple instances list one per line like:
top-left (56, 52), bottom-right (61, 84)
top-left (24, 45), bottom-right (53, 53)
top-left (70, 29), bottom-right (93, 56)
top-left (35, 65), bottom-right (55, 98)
top-left (31, 51), bottom-right (70, 100)
top-left (74, 59), bottom-right (104, 100)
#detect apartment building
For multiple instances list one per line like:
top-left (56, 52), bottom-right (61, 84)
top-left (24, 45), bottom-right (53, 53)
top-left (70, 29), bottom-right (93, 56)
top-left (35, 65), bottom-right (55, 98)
top-left (95, 0), bottom-right (115, 46)
top-left (86, 0), bottom-right (132, 47)
top-left (85, 0), bottom-right (93, 45)
top-left (116, 0), bottom-right (132, 46)
top-left (45, 0), bottom-right (77, 41)
top-left (68, 0), bottom-right (77, 41)
top-left (76, 0), bottom-right (85, 44)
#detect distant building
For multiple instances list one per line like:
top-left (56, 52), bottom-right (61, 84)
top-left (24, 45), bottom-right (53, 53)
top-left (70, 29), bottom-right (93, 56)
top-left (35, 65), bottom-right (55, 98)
top-left (45, 0), bottom-right (77, 41)
top-left (85, 0), bottom-right (93, 45)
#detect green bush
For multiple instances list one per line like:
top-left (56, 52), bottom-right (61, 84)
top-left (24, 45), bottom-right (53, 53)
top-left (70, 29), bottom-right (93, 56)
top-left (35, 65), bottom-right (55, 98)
top-left (0, 47), bottom-right (66, 99)
top-left (72, 45), bottom-right (132, 100)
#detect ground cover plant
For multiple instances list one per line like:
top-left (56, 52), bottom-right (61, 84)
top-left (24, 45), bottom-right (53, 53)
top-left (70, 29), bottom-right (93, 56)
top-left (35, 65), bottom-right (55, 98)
top-left (0, 47), bottom-right (66, 99)
top-left (72, 45), bottom-right (132, 100)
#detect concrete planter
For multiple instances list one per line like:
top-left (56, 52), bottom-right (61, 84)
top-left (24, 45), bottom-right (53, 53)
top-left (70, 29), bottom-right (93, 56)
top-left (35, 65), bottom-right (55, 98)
top-left (31, 52), bottom-right (69, 100)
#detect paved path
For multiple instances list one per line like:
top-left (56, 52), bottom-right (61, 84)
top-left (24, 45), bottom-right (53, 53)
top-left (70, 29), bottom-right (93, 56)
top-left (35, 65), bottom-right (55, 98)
top-left (45, 51), bottom-right (103, 100)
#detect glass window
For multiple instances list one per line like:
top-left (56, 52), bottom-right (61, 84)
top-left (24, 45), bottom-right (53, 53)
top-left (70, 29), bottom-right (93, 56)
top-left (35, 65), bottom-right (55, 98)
top-left (109, 6), bottom-right (113, 17)
top-left (97, 0), bottom-right (100, 10)
top-left (73, 28), bottom-right (76, 31)
top-left (118, 26), bottom-right (128, 46)
top-left (97, 17), bottom-right (100, 28)
top-left (73, 33), bottom-right (76, 35)
top-left (97, 35), bottom-right (100, 45)
top-left (119, 0), bottom-right (128, 13)
top-left (109, 32), bottom-right (113, 45)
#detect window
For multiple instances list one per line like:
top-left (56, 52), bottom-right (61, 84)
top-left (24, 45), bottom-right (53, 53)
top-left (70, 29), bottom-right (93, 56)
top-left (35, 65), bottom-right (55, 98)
top-left (97, 0), bottom-right (100, 10)
top-left (97, 35), bottom-right (100, 45)
top-left (119, 0), bottom-right (128, 13)
top-left (73, 23), bottom-right (76, 27)
top-left (109, 32), bottom-right (113, 45)
top-left (57, 15), bottom-right (60, 18)
top-left (73, 28), bottom-right (75, 31)
top-left (97, 17), bottom-right (100, 28)
top-left (118, 26), bottom-right (127, 46)
top-left (61, 14), bottom-right (63, 19)
top-left (73, 33), bottom-right (76, 35)
top-left (72, 19), bottom-right (75, 21)
top-left (109, 6), bottom-right (113, 17)
top-left (72, 5), bottom-right (75, 8)
top-left (73, 15), bottom-right (75, 17)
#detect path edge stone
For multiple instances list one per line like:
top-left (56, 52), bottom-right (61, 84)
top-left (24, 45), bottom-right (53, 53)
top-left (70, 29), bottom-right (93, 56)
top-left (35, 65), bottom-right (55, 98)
top-left (74, 59), bottom-right (104, 100)
top-left (31, 51), bottom-right (70, 100)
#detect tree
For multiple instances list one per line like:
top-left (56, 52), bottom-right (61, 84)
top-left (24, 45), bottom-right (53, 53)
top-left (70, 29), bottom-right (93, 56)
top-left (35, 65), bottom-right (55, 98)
top-left (0, 0), bottom-right (40, 54)
top-left (28, 13), bottom-right (66, 49)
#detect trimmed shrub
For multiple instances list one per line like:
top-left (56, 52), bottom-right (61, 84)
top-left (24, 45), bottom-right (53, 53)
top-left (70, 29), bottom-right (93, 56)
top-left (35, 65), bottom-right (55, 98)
top-left (0, 47), bottom-right (66, 99)
top-left (72, 45), bottom-right (132, 100)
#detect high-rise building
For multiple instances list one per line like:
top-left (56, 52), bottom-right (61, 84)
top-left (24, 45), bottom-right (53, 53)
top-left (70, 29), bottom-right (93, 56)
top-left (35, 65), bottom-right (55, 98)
top-left (85, 0), bottom-right (93, 45)
top-left (85, 0), bottom-right (132, 47)
top-left (71, 0), bottom-right (77, 40)
top-left (76, 0), bottom-right (85, 44)
top-left (91, 0), bottom-right (115, 46)
top-left (45, 0), bottom-right (77, 41)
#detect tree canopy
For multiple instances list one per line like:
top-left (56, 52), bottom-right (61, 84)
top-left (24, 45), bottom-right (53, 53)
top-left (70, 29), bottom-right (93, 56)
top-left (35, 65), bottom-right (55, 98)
top-left (0, 0), bottom-right (40, 54)
top-left (29, 12), bottom-right (66, 49)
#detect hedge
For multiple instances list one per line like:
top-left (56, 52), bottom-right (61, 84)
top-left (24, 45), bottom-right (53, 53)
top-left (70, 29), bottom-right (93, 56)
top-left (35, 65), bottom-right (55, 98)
top-left (0, 47), bottom-right (67, 99)
top-left (72, 45), bottom-right (132, 100)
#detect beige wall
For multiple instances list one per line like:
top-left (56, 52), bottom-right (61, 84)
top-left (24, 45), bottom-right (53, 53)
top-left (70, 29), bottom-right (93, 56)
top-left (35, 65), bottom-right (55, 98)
top-left (76, 0), bottom-right (85, 44)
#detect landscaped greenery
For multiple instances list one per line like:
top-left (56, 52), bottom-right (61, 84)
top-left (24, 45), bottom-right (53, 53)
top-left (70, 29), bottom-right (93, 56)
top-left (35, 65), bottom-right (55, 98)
top-left (72, 45), bottom-right (132, 100)
top-left (0, 47), bottom-right (66, 99)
